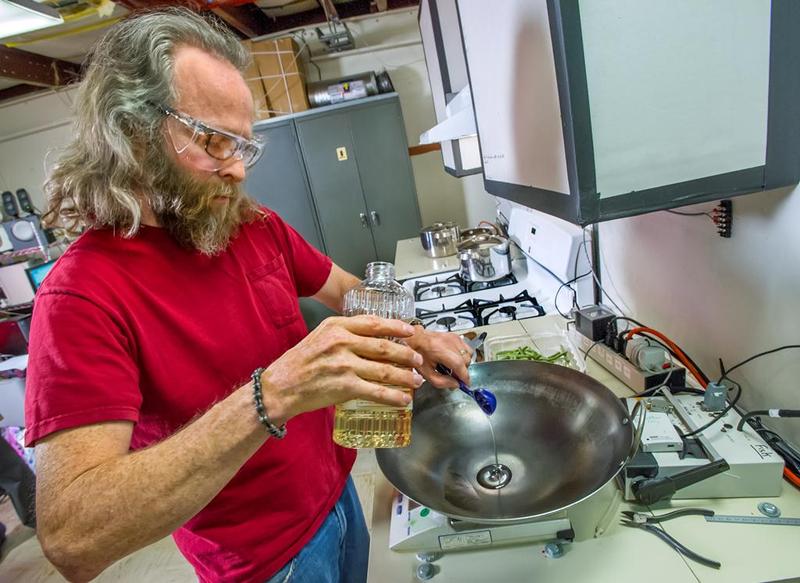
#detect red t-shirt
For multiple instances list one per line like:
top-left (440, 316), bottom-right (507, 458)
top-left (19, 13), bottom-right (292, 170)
top-left (24, 210), bottom-right (357, 582)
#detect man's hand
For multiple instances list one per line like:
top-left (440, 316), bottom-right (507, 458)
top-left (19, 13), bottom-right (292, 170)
top-left (404, 328), bottom-right (473, 389)
top-left (260, 315), bottom-right (425, 424)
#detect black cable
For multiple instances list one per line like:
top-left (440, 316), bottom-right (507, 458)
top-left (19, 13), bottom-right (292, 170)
top-left (736, 409), bottom-right (800, 432)
top-left (632, 386), bottom-right (704, 399)
top-left (665, 209), bottom-right (713, 218)
top-left (717, 345), bottom-right (800, 382)
top-left (582, 339), bottom-right (602, 360)
top-left (554, 270), bottom-right (592, 318)
top-left (716, 346), bottom-right (800, 483)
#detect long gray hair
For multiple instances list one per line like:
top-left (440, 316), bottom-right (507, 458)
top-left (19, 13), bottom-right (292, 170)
top-left (43, 7), bottom-right (250, 236)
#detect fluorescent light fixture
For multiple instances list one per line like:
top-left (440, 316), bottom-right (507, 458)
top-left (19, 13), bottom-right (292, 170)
top-left (0, 0), bottom-right (64, 40)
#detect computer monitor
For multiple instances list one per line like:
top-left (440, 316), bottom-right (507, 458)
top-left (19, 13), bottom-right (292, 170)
top-left (25, 260), bottom-right (56, 292)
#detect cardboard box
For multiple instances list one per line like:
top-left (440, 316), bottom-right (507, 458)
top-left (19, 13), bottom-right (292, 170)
top-left (240, 40), bottom-right (270, 121)
top-left (248, 37), bottom-right (310, 118)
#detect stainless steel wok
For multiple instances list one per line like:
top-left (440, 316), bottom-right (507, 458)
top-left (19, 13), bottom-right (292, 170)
top-left (376, 361), bottom-right (634, 525)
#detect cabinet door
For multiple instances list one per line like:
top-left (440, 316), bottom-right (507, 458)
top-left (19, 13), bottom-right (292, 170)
top-left (246, 119), bottom-right (325, 251)
top-left (295, 113), bottom-right (378, 277)
top-left (349, 98), bottom-right (422, 262)
top-left (245, 119), bottom-right (335, 329)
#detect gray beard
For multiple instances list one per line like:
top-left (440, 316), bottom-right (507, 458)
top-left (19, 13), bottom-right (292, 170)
top-left (143, 148), bottom-right (257, 255)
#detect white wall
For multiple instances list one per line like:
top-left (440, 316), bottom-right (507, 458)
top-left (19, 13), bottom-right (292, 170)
top-left (598, 187), bottom-right (800, 449)
top-left (295, 10), bottom-right (496, 228)
top-left (0, 89), bottom-right (77, 210)
top-left (0, 9), bottom-right (498, 229)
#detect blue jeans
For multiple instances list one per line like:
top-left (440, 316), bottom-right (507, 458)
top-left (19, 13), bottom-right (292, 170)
top-left (265, 476), bottom-right (370, 583)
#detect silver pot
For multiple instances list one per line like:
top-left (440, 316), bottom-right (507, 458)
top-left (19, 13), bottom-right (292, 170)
top-left (457, 234), bottom-right (511, 282)
top-left (419, 222), bottom-right (460, 258)
top-left (376, 361), bottom-right (635, 524)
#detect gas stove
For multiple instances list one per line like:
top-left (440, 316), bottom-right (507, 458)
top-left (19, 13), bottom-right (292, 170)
top-left (401, 265), bottom-right (547, 332)
top-left (411, 271), bottom-right (519, 302)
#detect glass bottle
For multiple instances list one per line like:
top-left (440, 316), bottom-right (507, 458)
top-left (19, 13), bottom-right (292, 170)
top-left (333, 261), bottom-right (416, 448)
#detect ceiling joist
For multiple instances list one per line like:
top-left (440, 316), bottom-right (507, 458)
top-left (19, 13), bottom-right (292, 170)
top-left (0, 46), bottom-right (81, 87)
top-left (211, 4), bottom-right (274, 38)
top-left (116, 0), bottom-right (273, 38)
top-left (0, 83), bottom-right (48, 102)
top-left (251, 0), bottom-right (419, 36)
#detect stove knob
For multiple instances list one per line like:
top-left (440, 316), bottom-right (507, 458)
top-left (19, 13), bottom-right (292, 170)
top-left (416, 561), bottom-right (436, 580)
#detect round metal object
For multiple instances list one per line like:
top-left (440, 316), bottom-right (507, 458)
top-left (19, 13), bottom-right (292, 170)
top-left (416, 562), bottom-right (436, 581)
top-left (376, 361), bottom-right (633, 525)
top-left (307, 71), bottom-right (382, 108)
top-left (459, 227), bottom-right (496, 244)
top-left (419, 222), bottom-right (461, 258)
top-left (476, 463), bottom-right (512, 490)
top-left (457, 235), bottom-right (512, 282)
top-left (543, 542), bottom-right (564, 559)
top-left (416, 552), bottom-right (442, 563)
top-left (758, 502), bottom-right (781, 518)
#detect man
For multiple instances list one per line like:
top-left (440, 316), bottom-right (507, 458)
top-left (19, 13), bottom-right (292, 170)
top-left (24, 8), bottom-right (472, 583)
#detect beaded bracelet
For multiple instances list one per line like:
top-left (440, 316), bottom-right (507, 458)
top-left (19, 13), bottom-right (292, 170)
top-left (251, 367), bottom-right (287, 439)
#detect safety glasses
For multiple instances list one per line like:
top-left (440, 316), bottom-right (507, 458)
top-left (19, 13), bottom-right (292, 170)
top-left (157, 104), bottom-right (264, 171)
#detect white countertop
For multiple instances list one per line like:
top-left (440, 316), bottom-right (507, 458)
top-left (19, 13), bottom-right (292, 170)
top-left (361, 245), bottom-right (800, 583)
top-left (394, 238), bottom-right (461, 280)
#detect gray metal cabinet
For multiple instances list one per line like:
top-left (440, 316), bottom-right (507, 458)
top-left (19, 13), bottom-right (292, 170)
top-left (348, 99), bottom-right (422, 262)
top-left (295, 94), bottom-right (422, 276)
top-left (245, 118), bottom-right (335, 330)
top-left (245, 94), bottom-right (421, 328)
top-left (294, 112), bottom-right (379, 277)
top-left (247, 118), bottom-right (324, 250)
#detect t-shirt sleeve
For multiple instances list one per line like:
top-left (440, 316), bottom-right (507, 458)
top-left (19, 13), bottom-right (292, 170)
top-left (266, 211), bottom-right (333, 298)
top-left (24, 291), bottom-right (142, 446)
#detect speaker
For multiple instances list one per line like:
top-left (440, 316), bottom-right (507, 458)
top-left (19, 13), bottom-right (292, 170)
top-left (15, 189), bottom-right (34, 215)
top-left (2, 216), bottom-right (47, 251)
top-left (1, 191), bottom-right (19, 219)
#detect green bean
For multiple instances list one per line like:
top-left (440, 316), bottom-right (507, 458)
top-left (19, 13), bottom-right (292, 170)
top-left (494, 344), bottom-right (571, 365)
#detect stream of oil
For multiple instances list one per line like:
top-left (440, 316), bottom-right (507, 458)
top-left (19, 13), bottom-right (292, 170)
top-left (485, 413), bottom-right (503, 516)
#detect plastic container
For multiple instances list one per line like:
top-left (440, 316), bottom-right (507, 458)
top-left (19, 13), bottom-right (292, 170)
top-left (484, 331), bottom-right (586, 372)
top-left (333, 261), bottom-right (415, 449)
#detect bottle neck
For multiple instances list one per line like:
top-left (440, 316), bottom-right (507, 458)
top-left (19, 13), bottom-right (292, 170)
top-left (365, 261), bottom-right (395, 282)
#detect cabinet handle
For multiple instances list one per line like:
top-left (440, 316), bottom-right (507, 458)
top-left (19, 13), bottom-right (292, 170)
top-left (359, 212), bottom-right (369, 227)
top-left (370, 211), bottom-right (380, 226)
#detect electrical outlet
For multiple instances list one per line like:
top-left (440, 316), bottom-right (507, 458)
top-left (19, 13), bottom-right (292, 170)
top-left (575, 332), bottom-right (686, 391)
top-left (713, 200), bottom-right (732, 238)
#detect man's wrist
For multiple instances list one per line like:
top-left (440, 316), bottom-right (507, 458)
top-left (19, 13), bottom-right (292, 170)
top-left (251, 368), bottom-right (287, 438)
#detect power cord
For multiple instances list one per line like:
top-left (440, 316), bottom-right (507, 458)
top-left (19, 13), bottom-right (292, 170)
top-left (696, 345), bottom-right (800, 487)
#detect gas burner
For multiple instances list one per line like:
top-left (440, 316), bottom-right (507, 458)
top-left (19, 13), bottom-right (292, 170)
top-left (406, 271), bottom-right (518, 302)
top-left (475, 290), bottom-right (545, 325)
top-left (417, 283), bottom-right (462, 301)
top-left (412, 274), bottom-right (467, 302)
top-left (465, 272), bottom-right (518, 293)
top-left (417, 301), bottom-right (478, 331)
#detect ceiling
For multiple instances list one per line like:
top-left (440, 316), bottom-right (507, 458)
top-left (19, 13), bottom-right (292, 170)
top-left (0, 0), bottom-right (419, 102)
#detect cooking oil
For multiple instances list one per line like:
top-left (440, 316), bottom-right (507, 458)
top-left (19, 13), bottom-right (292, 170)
top-left (333, 404), bottom-right (412, 448)
top-left (332, 261), bottom-right (416, 449)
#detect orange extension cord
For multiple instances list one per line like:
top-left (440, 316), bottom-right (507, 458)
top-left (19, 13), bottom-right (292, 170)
top-left (624, 326), bottom-right (800, 490)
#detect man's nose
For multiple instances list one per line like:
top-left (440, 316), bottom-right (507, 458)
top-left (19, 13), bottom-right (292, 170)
top-left (217, 158), bottom-right (246, 183)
